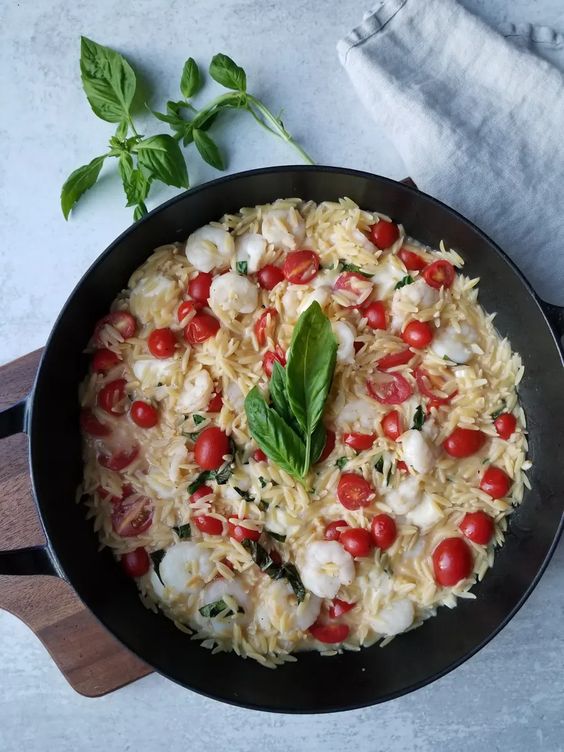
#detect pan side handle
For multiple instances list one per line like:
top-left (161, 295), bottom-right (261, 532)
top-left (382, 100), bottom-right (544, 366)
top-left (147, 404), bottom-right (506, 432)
top-left (538, 300), bottom-right (564, 345)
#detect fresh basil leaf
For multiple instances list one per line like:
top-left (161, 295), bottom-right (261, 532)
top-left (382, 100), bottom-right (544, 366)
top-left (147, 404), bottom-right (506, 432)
top-left (193, 129), bottom-right (225, 170)
top-left (150, 550), bottom-right (165, 583)
top-left (182, 129), bottom-right (194, 147)
top-left (339, 260), bottom-right (372, 278)
top-left (491, 403), bottom-right (506, 420)
top-left (188, 471), bottom-right (213, 494)
top-left (115, 120), bottom-right (129, 140)
top-left (281, 563), bottom-right (306, 603)
top-left (80, 37), bottom-right (136, 123)
top-left (151, 108), bottom-right (186, 128)
top-left (259, 476), bottom-right (268, 488)
top-left (209, 53), bottom-right (247, 91)
top-left (242, 539), bottom-right (275, 573)
top-left (174, 523), bottom-right (191, 540)
top-left (374, 456), bottom-right (384, 473)
top-left (133, 202), bottom-right (148, 221)
top-left (118, 154), bottom-right (150, 207)
top-left (236, 260), bottom-right (248, 275)
top-left (395, 275), bottom-right (414, 290)
top-left (269, 361), bottom-right (300, 432)
top-left (266, 530), bottom-right (286, 542)
top-left (180, 57), bottom-right (201, 99)
top-left (135, 134), bottom-right (189, 188)
top-left (335, 456), bottom-right (347, 470)
top-left (214, 462), bottom-right (233, 485)
top-left (285, 302), bottom-right (337, 461)
top-left (310, 422), bottom-right (328, 464)
top-left (412, 405), bottom-right (425, 430)
top-left (443, 354), bottom-right (451, 361)
top-left (199, 598), bottom-right (242, 618)
top-left (61, 155), bottom-right (106, 219)
top-left (245, 387), bottom-right (306, 479)
top-left (199, 111), bottom-right (219, 131)
top-left (193, 414), bottom-right (206, 426)
top-left (234, 486), bottom-right (255, 503)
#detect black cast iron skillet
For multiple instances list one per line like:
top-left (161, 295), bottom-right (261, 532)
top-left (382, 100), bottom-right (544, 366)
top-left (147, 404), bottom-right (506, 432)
top-left (1, 166), bottom-right (563, 712)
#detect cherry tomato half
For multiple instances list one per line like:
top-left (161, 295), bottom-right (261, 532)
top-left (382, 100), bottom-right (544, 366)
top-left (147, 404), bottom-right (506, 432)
top-left (317, 429), bottom-right (336, 463)
top-left (343, 432), bottom-right (376, 451)
top-left (398, 247), bottom-right (427, 271)
top-left (370, 514), bottom-right (397, 550)
top-left (309, 621), bottom-right (350, 644)
top-left (381, 410), bottom-right (402, 441)
top-left (376, 348), bottom-right (413, 371)
top-left (111, 493), bottom-right (153, 537)
top-left (337, 473), bottom-right (374, 510)
top-left (263, 347), bottom-right (286, 377)
top-left (401, 320), bottom-right (434, 348)
top-left (98, 445), bottom-right (140, 471)
top-left (207, 391), bottom-right (223, 412)
top-left (324, 520), bottom-right (349, 541)
top-left (370, 220), bottom-right (400, 249)
top-left (194, 515), bottom-right (224, 535)
top-left (414, 367), bottom-right (457, 406)
top-left (177, 300), bottom-right (197, 322)
top-left (80, 408), bottom-right (111, 437)
top-left (283, 250), bottom-right (320, 284)
top-left (228, 519), bottom-right (261, 542)
top-left (93, 311), bottom-right (137, 347)
top-left (367, 372), bottom-right (413, 405)
top-left (432, 537), bottom-right (473, 586)
top-left (184, 313), bottom-right (220, 345)
top-left (480, 466), bottom-right (511, 499)
top-left (190, 485), bottom-right (213, 504)
top-left (121, 547), bottom-right (150, 577)
top-left (148, 328), bottom-right (176, 358)
top-left (97, 378), bottom-right (127, 416)
top-left (494, 413), bottom-right (517, 440)
top-left (340, 527), bottom-right (374, 558)
top-left (130, 400), bottom-right (158, 428)
top-left (423, 260), bottom-right (455, 289)
top-left (363, 301), bottom-right (387, 330)
top-left (194, 426), bottom-right (230, 470)
top-left (254, 308), bottom-right (278, 347)
top-left (459, 511), bottom-right (494, 545)
top-left (328, 598), bottom-right (355, 619)
top-left (333, 272), bottom-right (373, 307)
top-left (396, 460), bottom-right (409, 473)
top-left (188, 272), bottom-right (213, 302)
top-left (253, 448), bottom-right (267, 462)
top-left (92, 348), bottom-right (120, 373)
top-left (443, 427), bottom-right (486, 458)
top-left (257, 264), bottom-right (285, 290)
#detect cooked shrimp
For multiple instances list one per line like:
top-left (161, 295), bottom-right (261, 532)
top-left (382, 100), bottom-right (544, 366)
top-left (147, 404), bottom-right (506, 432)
top-left (372, 598), bottom-right (414, 636)
top-left (261, 207), bottom-right (305, 249)
top-left (300, 541), bottom-right (355, 599)
top-left (194, 578), bottom-right (251, 637)
top-left (401, 429), bottom-right (436, 474)
top-left (235, 233), bottom-right (267, 273)
top-left (176, 369), bottom-right (213, 413)
top-left (385, 476), bottom-right (422, 514)
top-left (209, 272), bottom-right (259, 315)
top-left (254, 580), bottom-right (321, 632)
top-left (336, 398), bottom-right (380, 431)
top-left (185, 225), bottom-right (235, 272)
top-left (431, 323), bottom-right (477, 364)
top-left (333, 321), bottom-right (356, 364)
top-left (159, 542), bottom-right (215, 593)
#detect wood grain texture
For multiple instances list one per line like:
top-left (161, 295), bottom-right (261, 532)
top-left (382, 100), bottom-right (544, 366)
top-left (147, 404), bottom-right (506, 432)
top-left (0, 349), bottom-right (151, 696)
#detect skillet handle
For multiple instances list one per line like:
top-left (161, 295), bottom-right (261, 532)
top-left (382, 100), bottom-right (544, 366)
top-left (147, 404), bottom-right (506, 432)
top-left (0, 397), bottom-right (59, 576)
top-left (539, 300), bottom-right (564, 344)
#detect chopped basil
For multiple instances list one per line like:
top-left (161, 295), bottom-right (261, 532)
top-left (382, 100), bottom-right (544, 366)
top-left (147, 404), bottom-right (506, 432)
top-left (282, 563), bottom-right (306, 603)
top-left (394, 275), bottom-right (414, 289)
top-left (187, 462), bottom-right (233, 494)
top-left (259, 476), bottom-right (268, 488)
top-left (386, 466), bottom-right (393, 485)
top-left (443, 354), bottom-right (451, 361)
top-left (150, 550), bottom-right (166, 583)
top-left (412, 405), bottom-right (425, 430)
top-left (374, 456), bottom-right (384, 473)
top-left (242, 539), bottom-right (306, 602)
top-left (183, 430), bottom-right (201, 441)
top-left (234, 486), bottom-right (255, 502)
top-left (236, 260), bottom-right (248, 275)
top-left (199, 598), bottom-right (243, 618)
top-left (266, 530), bottom-right (286, 542)
top-left (491, 403), bottom-right (506, 420)
top-left (335, 456), bottom-right (347, 470)
top-left (193, 414), bottom-right (206, 425)
top-left (188, 471), bottom-right (213, 494)
top-left (338, 259), bottom-right (372, 278)
top-left (174, 523), bottom-right (191, 539)
top-left (258, 499), bottom-right (270, 512)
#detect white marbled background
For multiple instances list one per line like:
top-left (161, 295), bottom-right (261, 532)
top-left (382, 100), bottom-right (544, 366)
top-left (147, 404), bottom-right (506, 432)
top-left (0, 0), bottom-right (563, 750)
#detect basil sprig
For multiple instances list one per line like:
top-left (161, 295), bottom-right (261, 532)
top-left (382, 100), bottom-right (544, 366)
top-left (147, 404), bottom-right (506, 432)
top-left (245, 303), bottom-right (337, 480)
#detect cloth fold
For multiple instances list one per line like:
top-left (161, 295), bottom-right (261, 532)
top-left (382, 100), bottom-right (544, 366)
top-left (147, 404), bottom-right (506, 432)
top-left (338, 0), bottom-right (564, 302)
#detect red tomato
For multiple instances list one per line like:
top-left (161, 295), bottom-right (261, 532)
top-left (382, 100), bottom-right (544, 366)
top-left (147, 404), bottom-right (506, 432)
top-left (370, 514), bottom-right (397, 550)
top-left (370, 220), bottom-right (400, 249)
top-left (414, 367), bottom-right (457, 406)
top-left (480, 466), bottom-right (511, 499)
top-left (494, 413), bottom-right (517, 440)
top-left (283, 250), bottom-right (320, 284)
top-left (367, 372), bottom-right (413, 405)
top-left (177, 300), bottom-right (197, 321)
top-left (328, 598), bottom-right (355, 619)
top-left (228, 519), bottom-right (261, 542)
top-left (254, 308), bottom-right (278, 347)
top-left (257, 264), bottom-right (285, 290)
top-left (263, 347), bottom-right (286, 377)
top-left (121, 547), bottom-right (150, 577)
top-left (363, 301), bottom-right (387, 330)
top-left (333, 272), bottom-right (373, 307)
top-left (324, 520), bottom-right (349, 541)
top-left (396, 460), bottom-right (408, 473)
top-left (309, 621), bottom-right (350, 644)
top-left (92, 348), bottom-right (120, 373)
top-left (253, 448), bottom-right (267, 462)
top-left (432, 537), bottom-right (473, 586)
top-left (459, 511), bottom-right (494, 545)
top-left (443, 428), bottom-right (486, 458)
top-left (111, 493), bottom-right (153, 537)
top-left (317, 429), bottom-right (336, 463)
top-left (80, 408), bottom-right (111, 437)
top-left (343, 432), bottom-right (376, 451)
top-left (130, 400), bottom-right (158, 428)
top-left (337, 473), bottom-right (374, 510)
top-left (188, 272), bottom-right (213, 302)
top-left (398, 247), bottom-right (427, 271)
top-left (401, 320), bottom-right (434, 348)
top-left (190, 485), bottom-right (213, 503)
top-left (97, 378), bottom-right (127, 416)
top-left (376, 349), bottom-right (413, 371)
top-left (207, 390), bottom-right (223, 412)
top-left (148, 328), bottom-right (176, 358)
top-left (381, 410), bottom-right (402, 441)
top-left (184, 313), bottom-right (220, 345)
top-left (194, 515), bottom-right (224, 535)
top-left (340, 527), bottom-right (374, 557)
top-left (423, 260), bottom-right (455, 289)
top-left (353, 341), bottom-right (364, 354)
top-left (194, 426), bottom-right (230, 470)
top-left (93, 311), bottom-right (137, 347)
top-left (98, 445), bottom-right (140, 471)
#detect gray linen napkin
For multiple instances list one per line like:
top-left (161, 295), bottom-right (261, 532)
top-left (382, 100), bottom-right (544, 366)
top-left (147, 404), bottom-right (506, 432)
top-left (338, 0), bottom-right (564, 302)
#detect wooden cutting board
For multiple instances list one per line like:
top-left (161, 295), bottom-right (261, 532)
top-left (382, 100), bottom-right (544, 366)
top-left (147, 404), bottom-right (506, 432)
top-left (0, 349), bottom-right (152, 696)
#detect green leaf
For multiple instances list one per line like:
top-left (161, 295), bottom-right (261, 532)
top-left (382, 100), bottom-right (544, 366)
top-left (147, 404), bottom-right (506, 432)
top-left (187, 462), bottom-right (232, 494)
top-left (285, 301), bottom-right (337, 459)
top-left (310, 422), bottom-right (328, 464)
top-left (135, 134), bottom-right (189, 188)
top-left (118, 153), bottom-right (149, 207)
top-left (282, 563), bottom-right (306, 603)
top-left (173, 523), bottom-right (191, 540)
top-left (151, 108), bottom-right (185, 128)
top-left (234, 486), bottom-right (255, 503)
top-left (80, 36), bottom-right (137, 123)
top-left (259, 476), bottom-right (268, 488)
top-left (236, 260), bottom-right (248, 275)
top-left (188, 472), bottom-right (213, 494)
top-left (193, 129), bottom-right (225, 170)
top-left (374, 456), bottom-right (384, 473)
top-left (199, 598), bottom-right (241, 618)
top-left (241, 540), bottom-right (305, 601)
top-left (339, 260), bottom-right (372, 278)
top-left (491, 403), bottom-right (506, 420)
top-left (61, 155), bottom-right (106, 219)
top-left (199, 111), bottom-right (219, 131)
top-left (150, 550), bottom-right (165, 583)
top-left (180, 57), bottom-right (201, 99)
top-left (412, 405), bottom-right (425, 430)
top-left (269, 361), bottom-right (299, 432)
top-left (266, 530), bottom-right (286, 542)
top-left (335, 456), bottom-right (347, 470)
top-left (193, 414), bottom-right (206, 426)
top-left (395, 275), bottom-right (414, 290)
top-left (214, 461), bottom-right (233, 485)
top-left (209, 53), bottom-right (247, 91)
top-left (115, 120), bottom-right (129, 139)
top-left (133, 202), bottom-right (148, 221)
top-left (245, 387), bottom-right (306, 480)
